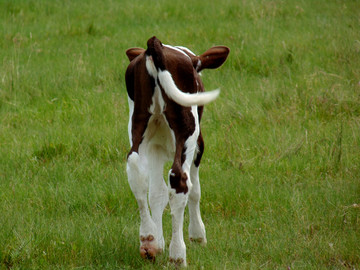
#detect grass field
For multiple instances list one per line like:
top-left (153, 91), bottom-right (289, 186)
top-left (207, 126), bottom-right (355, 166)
top-left (1, 0), bottom-right (360, 269)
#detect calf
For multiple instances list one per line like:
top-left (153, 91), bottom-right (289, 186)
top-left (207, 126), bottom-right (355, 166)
top-left (125, 36), bottom-right (229, 266)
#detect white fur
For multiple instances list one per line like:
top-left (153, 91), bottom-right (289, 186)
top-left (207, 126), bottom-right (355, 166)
top-left (146, 54), bottom-right (220, 108)
top-left (158, 70), bottom-right (220, 107)
top-left (146, 55), bottom-right (158, 78)
top-left (127, 87), bottom-right (176, 251)
top-left (188, 164), bottom-right (207, 243)
top-left (149, 85), bottom-right (166, 115)
top-left (147, 144), bottom-right (169, 250)
top-left (167, 106), bottom-right (200, 265)
top-left (168, 189), bottom-right (188, 266)
top-left (176, 46), bottom-right (196, 56)
top-left (164, 44), bottom-right (191, 58)
top-left (127, 97), bottom-right (134, 147)
top-left (127, 152), bottom-right (158, 244)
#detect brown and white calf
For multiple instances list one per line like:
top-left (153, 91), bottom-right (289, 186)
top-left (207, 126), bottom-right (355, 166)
top-left (125, 36), bottom-right (229, 266)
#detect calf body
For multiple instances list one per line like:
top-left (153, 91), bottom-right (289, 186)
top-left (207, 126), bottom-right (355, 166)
top-left (125, 36), bottom-right (229, 266)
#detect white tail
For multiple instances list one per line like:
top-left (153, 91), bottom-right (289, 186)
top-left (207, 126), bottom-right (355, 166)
top-left (157, 70), bottom-right (220, 107)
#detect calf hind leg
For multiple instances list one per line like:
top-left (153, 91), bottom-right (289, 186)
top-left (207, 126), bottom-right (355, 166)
top-left (188, 134), bottom-right (207, 244)
top-left (127, 152), bottom-right (160, 260)
top-left (168, 179), bottom-right (191, 267)
top-left (148, 145), bottom-right (169, 252)
top-left (168, 141), bottom-right (198, 266)
top-left (188, 163), bottom-right (207, 244)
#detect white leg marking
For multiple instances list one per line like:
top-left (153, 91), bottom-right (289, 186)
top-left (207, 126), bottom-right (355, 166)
top-left (186, 106), bottom-right (206, 243)
top-left (127, 152), bottom-right (159, 259)
top-left (187, 105), bottom-right (206, 243)
top-left (188, 164), bottom-right (207, 244)
top-left (168, 106), bottom-right (202, 266)
top-left (168, 186), bottom-right (189, 267)
top-left (137, 101), bottom-right (175, 254)
top-left (148, 145), bottom-right (169, 251)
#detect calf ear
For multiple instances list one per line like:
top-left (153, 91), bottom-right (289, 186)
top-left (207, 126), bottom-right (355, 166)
top-left (126, 47), bottom-right (145, 62)
top-left (197, 46), bottom-right (230, 72)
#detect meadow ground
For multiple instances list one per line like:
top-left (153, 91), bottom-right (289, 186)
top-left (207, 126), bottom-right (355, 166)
top-left (1, 0), bottom-right (359, 269)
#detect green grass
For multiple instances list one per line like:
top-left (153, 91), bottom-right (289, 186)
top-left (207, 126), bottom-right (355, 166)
top-left (1, 0), bottom-right (359, 269)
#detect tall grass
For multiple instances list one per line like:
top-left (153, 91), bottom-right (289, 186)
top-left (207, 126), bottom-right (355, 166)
top-left (1, 0), bottom-right (359, 269)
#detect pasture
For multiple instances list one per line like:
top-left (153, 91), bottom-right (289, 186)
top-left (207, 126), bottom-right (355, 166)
top-left (1, 0), bottom-right (359, 269)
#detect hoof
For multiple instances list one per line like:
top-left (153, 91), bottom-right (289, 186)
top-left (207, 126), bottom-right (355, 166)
top-left (169, 257), bottom-right (186, 267)
top-left (140, 235), bottom-right (160, 262)
top-left (190, 237), bottom-right (207, 246)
